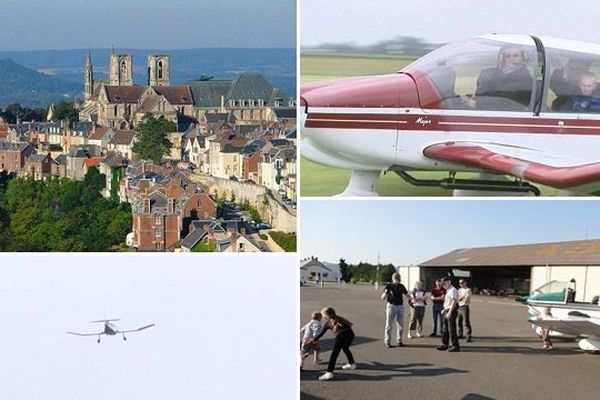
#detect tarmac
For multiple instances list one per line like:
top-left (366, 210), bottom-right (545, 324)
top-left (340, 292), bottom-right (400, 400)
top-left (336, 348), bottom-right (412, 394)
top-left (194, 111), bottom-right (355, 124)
top-left (300, 283), bottom-right (600, 400)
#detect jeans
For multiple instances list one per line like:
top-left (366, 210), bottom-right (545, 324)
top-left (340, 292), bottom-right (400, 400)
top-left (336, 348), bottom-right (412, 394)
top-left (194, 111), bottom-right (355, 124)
top-left (432, 303), bottom-right (444, 334)
top-left (327, 330), bottom-right (355, 372)
top-left (384, 303), bottom-right (404, 345)
top-left (458, 305), bottom-right (472, 337)
top-left (441, 310), bottom-right (459, 348)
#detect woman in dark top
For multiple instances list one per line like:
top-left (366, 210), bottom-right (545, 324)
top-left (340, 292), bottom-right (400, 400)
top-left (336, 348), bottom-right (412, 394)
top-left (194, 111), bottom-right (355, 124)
top-left (312, 307), bottom-right (356, 381)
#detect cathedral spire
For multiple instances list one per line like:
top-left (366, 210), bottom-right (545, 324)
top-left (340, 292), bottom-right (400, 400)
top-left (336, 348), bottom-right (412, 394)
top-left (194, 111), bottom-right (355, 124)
top-left (84, 48), bottom-right (94, 101)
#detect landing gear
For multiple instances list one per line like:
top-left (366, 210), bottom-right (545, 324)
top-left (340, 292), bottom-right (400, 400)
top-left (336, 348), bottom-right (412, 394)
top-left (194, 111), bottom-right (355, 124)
top-left (338, 170), bottom-right (381, 196)
top-left (123, 334), bottom-right (127, 341)
top-left (97, 336), bottom-right (101, 344)
top-left (391, 169), bottom-right (540, 196)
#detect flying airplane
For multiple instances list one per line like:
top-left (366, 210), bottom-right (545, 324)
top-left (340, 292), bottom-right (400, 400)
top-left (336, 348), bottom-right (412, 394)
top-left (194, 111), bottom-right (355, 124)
top-left (301, 34), bottom-right (600, 196)
top-left (526, 280), bottom-right (600, 352)
top-left (67, 319), bottom-right (155, 343)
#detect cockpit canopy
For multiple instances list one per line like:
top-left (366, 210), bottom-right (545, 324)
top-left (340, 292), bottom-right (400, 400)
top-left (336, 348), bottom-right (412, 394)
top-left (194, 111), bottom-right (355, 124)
top-left (528, 280), bottom-right (575, 304)
top-left (403, 35), bottom-right (600, 114)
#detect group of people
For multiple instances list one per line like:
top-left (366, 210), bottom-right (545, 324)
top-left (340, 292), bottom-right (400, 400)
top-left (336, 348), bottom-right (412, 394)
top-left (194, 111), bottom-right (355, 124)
top-left (300, 273), bottom-right (473, 381)
top-left (459, 44), bottom-right (600, 113)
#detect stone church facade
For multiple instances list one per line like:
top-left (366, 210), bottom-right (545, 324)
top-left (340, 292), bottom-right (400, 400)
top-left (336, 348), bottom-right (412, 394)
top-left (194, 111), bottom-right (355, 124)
top-left (78, 50), bottom-right (294, 131)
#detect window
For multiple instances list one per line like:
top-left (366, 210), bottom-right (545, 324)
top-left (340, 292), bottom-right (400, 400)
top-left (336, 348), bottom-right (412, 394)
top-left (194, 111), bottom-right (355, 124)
top-left (239, 242), bottom-right (245, 252)
top-left (155, 227), bottom-right (162, 238)
top-left (120, 60), bottom-right (128, 77)
top-left (404, 37), bottom-right (538, 112)
top-left (155, 215), bottom-right (162, 224)
top-left (157, 60), bottom-right (163, 79)
top-left (543, 47), bottom-right (600, 113)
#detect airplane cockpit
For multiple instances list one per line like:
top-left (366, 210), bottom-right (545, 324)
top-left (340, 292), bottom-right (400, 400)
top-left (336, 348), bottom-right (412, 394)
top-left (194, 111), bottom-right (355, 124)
top-left (403, 35), bottom-right (600, 115)
top-left (528, 279), bottom-right (578, 304)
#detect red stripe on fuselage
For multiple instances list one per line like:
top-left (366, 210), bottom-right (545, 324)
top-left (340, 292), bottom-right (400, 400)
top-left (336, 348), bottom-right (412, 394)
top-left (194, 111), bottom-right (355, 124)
top-left (305, 112), bottom-right (600, 135)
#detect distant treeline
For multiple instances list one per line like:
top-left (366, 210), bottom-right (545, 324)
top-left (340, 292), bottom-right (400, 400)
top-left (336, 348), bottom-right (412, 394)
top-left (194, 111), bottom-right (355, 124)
top-left (339, 258), bottom-right (397, 284)
top-left (302, 36), bottom-right (443, 57)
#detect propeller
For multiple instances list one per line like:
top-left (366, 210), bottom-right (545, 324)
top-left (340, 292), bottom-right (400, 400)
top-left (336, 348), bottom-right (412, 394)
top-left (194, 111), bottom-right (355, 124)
top-left (91, 319), bottom-right (121, 323)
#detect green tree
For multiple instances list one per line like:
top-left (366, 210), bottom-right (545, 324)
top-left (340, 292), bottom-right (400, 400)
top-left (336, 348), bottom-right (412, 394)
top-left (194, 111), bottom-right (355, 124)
top-left (53, 101), bottom-right (79, 124)
top-left (132, 113), bottom-right (175, 162)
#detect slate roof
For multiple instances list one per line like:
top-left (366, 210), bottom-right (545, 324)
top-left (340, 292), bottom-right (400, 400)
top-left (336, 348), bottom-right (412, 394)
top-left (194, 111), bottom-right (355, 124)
top-left (104, 86), bottom-right (146, 103)
top-left (188, 81), bottom-right (233, 108)
top-left (109, 130), bottom-right (135, 145)
top-left (0, 142), bottom-right (29, 152)
top-left (26, 154), bottom-right (50, 163)
top-left (272, 107), bottom-right (296, 119)
top-left (419, 239), bottom-right (600, 267)
top-left (181, 227), bottom-right (208, 250)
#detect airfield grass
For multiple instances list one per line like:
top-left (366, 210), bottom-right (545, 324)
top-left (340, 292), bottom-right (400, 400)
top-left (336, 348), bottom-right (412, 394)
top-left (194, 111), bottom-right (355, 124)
top-left (300, 53), bottom-right (563, 196)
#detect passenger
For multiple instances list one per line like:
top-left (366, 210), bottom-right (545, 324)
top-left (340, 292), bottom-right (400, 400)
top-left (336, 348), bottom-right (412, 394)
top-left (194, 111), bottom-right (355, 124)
top-left (462, 45), bottom-right (533, 110)
top-left (299, 311), bottom-right (323, 370)
top-left (313, 307), bottom-right (357, 381)
top-left (550, 58), bottom-right (592, 109)
top-left (559, 73), bottom-right (600, 113)
top-left (436, 276), bottom-right (460, 352)
top-left (429, 278), bottom-right (446, 337)
top-left (407, 280), bottom-right (427, 339)
top-left (381, 272), bottom-right (411, 347)
top-left (457, 279), bottom-right (473, 342)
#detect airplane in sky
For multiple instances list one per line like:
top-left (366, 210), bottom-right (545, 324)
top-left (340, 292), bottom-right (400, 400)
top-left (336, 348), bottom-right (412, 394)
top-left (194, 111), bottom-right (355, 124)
top-left (526, 280), bottom-right (600, 352)
top-left (67, 319), bottom-right (155, 343)
top-left (301, 34), bottom-right (600, 196)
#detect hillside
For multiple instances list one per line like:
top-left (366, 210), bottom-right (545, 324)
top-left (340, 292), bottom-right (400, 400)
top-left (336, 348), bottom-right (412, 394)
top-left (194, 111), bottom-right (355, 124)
top-left (0, 59), bottom-right (80, 108)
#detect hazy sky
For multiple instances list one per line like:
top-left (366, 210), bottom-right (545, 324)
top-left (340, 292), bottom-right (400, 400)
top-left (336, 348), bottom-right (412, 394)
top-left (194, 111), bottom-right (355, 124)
top-left (301, 0), bottom-right (600, 46)
top-left (0, 255), bottom-right (296, 400)
top-left (300, 200), bottom-right (600, 266)
top-left (0, 0), bottom-right (296, 50)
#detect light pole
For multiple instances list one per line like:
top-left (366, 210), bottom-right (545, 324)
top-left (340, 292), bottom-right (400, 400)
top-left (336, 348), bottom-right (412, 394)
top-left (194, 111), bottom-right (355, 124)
top-left (375, 251), bottom-right (380, 291)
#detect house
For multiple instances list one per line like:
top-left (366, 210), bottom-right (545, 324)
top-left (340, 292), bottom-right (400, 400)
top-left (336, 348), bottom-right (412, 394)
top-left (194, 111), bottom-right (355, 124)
top-left (107, 129), bottom-right (135, 160)
top-left (130, 190), bottom-right (181, 251)
top-left (0, 142), bottom-right (33, 172)
top-left (300, 257), bottom-right (341, 283)
top-left (23, 153), bottom-right (54, 180)
top-left (180, 219), bottom-right (259, 252)
top-left (86, 126), bottom-right (115, 149)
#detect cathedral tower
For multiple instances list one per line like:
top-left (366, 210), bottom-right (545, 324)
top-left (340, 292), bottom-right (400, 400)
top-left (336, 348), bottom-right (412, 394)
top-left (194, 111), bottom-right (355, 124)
top-left (84, 49), bottom-right (93, 100)
top-left (147, 54), bottom-right (170, 86)
top-left (109, 51), bottom-right (133, 86)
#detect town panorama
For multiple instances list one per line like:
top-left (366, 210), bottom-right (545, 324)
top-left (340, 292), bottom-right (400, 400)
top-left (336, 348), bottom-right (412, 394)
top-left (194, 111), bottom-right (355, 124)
top-left (0, 51), bottom-right (296, 252)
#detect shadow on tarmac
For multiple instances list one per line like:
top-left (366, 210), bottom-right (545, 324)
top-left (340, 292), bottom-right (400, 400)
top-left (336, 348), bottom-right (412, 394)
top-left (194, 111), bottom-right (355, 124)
top-left (317, 336), bottom-right (378, 349)
top-left (301, 362), bottom-right (468, 382)
top-left (300, 392), bottom-right (325, 400)
top-left (463, 394), bottom-right (496, 400)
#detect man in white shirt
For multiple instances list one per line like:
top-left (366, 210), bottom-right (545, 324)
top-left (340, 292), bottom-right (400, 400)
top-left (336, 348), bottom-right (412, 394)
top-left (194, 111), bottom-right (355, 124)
top-left (436, 276), bottom-right (460, 352)
top-left (458, 279), bottom-right (473, 342)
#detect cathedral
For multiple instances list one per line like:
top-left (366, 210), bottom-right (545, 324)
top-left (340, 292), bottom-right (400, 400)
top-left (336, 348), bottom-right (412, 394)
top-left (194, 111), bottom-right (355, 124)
top-left (79, 50), bottom-right (194, 130)
top-left (79, 50), bottom-right (295, 131)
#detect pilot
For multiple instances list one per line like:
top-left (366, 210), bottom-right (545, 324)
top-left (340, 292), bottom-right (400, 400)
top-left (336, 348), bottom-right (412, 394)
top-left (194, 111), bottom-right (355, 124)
top-left (462, 46), bottom-right (533, 111)
top-left (550, 58), bottom-right (593, 109)
top-left (558, 72), bottom-right (600, 113)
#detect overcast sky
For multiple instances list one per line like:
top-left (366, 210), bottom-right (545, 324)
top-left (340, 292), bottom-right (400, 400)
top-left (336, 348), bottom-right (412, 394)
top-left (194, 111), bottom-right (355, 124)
top-left (300, 200), bottom-right (600, 266)
top-left (0, 255), bottom-right (296, 399)
top-left (0, 0), bottom-right (295, 50)
top-left (301, 0), bottom-right (600, 46)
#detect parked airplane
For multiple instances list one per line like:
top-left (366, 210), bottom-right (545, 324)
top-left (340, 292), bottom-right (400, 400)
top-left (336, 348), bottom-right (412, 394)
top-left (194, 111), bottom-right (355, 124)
top-left (526, 280), bottom-right (600, 351)
top-left (67, 319), bottom-right (155, 343)
top-left (301, 34), bottom-right (600, 196)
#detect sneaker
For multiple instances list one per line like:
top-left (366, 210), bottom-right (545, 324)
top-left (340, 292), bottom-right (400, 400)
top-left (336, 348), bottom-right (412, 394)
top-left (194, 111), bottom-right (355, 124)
top-left (429, 333), bottom-right (437, 337)
top-left (407, 332), bottom-right (413, 339)
top-left (385, 343), bottom-right (392, 348)
top-left (342, 363), bottom-right (357, 370)
top-left (436, 345), bottom-right (448, 351)
top-left (397, 341), bottom-right (404, 347)
top-left (466, 336), bottom-right (472, 343)
top-left (416, 332), bottom-right (422, 338)
top-left (447, 346), bottom-right (460, 352)
top-left (319, 372), bottom-right (334, 381)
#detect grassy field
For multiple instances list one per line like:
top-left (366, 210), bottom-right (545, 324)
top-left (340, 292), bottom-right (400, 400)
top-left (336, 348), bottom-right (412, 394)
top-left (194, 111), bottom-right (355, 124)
top-left (300, 53), bottom-right (562, 196)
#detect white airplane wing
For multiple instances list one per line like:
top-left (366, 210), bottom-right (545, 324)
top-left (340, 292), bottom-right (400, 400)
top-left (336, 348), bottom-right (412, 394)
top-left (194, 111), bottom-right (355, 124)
top-left (424, 141), bottom-right (600, 188)
top-left (118, 323), bottom-right (156, 334)
top-left (529, 317), bottom-right (600, 338)
top-left (67, 331), bottom-right (104, 336)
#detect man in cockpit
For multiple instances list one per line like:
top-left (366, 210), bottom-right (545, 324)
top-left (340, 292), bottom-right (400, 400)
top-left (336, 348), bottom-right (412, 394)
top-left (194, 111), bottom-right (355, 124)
top-left (462, 46), bottom-right (533, 111)
top-left (559, 72), bottom-right (600, 113)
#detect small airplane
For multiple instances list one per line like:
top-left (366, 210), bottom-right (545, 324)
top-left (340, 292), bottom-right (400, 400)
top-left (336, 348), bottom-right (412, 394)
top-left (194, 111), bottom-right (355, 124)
top-left (67, 319), bottom-right (156, 343)
top-left (525, 280), bottom-right (600, 352)
top-left (301, 34), bottom-right (600, 196)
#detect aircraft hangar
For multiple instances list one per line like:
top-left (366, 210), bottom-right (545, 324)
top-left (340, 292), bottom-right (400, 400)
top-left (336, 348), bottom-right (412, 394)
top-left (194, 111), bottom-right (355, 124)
top-left (417, 239), bottom-right (600, 301)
